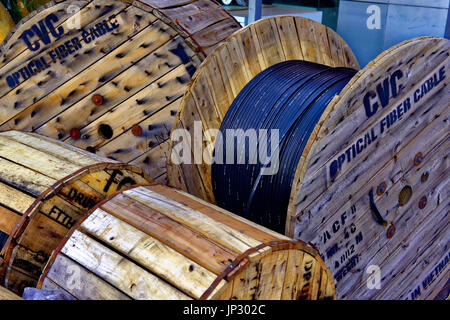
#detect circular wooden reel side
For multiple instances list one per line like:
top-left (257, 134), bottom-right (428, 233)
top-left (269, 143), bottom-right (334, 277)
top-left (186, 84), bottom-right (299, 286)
top-left (38, 184), bottom-right (336, 300)
top-left (0, 0), bottom-right (241, 183)
top-left (0, 130), bottom-right (152, 294)
top-left (288, 37), bottom-right (449, 299)
top-left (167, 16), bottom-right (359, 203)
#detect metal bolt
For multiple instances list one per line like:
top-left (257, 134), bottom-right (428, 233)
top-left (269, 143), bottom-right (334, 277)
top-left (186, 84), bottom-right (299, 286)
top-left (418, 196), bottom-right (427, 209)
top-left (377, 182), bottom-right (387, 196)
top-left (414, 152), bottom-right (423, 166)
top-left (386, 224), bottom-right (396, 239)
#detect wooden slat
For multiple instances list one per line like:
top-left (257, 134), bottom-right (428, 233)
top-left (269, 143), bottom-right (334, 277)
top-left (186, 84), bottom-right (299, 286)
top-left (0, 181), bottom-right (35, 214)
top-left (0, 156), bottom-right (56, 196)
top-left (45, 254), bottom-right (131, 300)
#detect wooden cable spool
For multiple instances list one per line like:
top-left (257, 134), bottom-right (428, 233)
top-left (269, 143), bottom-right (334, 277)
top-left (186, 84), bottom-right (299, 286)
top-left (0, 0), bottom-right (241, 183)
top-left (38, 184), bottom-right (335, 300)
top-left (0, 285), bottom-right (22, 300)
top-left (0, 130), bottom-right (152, 294)
top-left (167, 16), bottom-right (450, 299)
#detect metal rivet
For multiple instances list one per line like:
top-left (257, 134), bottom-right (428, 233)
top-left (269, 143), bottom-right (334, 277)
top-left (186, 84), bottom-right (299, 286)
top-left (414, 152), bottom-right (423, 166)
top-left (132, 124), bottom-right (143, 137)
top-left (386, 224), bottom-right (396, 239)
top-left (377, 182), bottom-right (387, 196)
top-left (92, 94), bottom-right (104, 106)
top-left (70, 128), bottom-right (81, 140)
top-left (418, 196), bottom-right (427, 209)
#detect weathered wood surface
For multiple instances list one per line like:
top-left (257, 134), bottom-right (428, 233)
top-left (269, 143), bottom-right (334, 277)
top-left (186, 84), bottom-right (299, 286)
top-left (0, 130), bottom-right (151, 294)
top-left (0, 0), bottom-right (241, 183)
top-left (39, 184), bottom-right (336, 300)
top-left (167, 16), bottom-right (449, 300)
top-left (0, 285), bottom-right (22, 300)
top-left (167, 16), bottom-right (359, 202)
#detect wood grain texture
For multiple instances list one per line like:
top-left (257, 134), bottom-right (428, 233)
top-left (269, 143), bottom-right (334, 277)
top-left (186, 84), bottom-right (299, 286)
top-left (0, 0), bottom-right (241, 185)
top-left (0, 131), bottom-right (151, 294)
top-left (167, 15), bottom-right (448, 300)
top-left (39, 184), bottom-right (334, 300)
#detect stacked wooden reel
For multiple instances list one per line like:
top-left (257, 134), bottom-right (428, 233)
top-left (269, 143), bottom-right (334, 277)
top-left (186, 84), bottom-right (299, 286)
top-left (0, 130), bottom-right (152, 294)
top-left (0, 0), bottom-right (241, 182)
top-left (0, 285), bottom-right (22, 300)
top-left (38, 184), bottom-right (335, 300)
top-left (168, 16), bottom-right (449, 299)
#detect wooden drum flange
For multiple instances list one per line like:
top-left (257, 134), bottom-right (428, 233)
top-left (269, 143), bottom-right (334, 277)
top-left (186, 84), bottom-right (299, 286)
top-left (167, 16), bottom-right (449, 299)
top-left (38, 184), bottom-right (336, 300)
top-left (0, 130), bottom-right (152, 294)
top-left (0, 0), bottom-right (241, 183)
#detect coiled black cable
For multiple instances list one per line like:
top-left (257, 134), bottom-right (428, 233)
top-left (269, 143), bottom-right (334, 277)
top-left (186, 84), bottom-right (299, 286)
top-left (211, 60), bottom-right (357, 233)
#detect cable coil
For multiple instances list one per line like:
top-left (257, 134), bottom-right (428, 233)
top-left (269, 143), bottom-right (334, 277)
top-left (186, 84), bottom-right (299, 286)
top-left (212, 60), bottom-right (357, 233)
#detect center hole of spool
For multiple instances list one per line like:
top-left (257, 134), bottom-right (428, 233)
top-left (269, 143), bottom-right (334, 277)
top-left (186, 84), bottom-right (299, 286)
top-left (398, 186), bottom-right (413, 206)
top-left (98, 124), bottom-right (113, 139)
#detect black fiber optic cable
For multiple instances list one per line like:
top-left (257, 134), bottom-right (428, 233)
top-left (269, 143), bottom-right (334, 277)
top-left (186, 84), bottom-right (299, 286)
top-left (211, 60), bottom-right (357, 233)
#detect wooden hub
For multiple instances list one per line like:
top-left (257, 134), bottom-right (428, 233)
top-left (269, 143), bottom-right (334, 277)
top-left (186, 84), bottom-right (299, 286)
top-left (0, 0), bottom-right (241, 183)
top-left (38, 184), bottom-right (336, 300)
top-left (0, 130), bottom-right (152, 294)
top-left (167, 16), bottom-right (449, 299)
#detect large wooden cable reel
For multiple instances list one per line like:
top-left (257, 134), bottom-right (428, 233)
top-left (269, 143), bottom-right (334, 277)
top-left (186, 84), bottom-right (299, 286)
top-left (0, 130), bottom-right (152, 294)
top-left (38, 184), bottom-right (336, 300)
top-left (0, 0), bottom-right (241, 182)
top-left (168, 16), bottom-right (449, 299)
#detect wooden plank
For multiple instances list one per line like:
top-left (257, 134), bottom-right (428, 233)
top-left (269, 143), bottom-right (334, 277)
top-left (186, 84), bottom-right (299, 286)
top-left (0, 206), bottom-right (22, 236)
top-left (81, 209), bottom-right (217, 299)
top-left (72, 64), bottom-right (188, 150)
top-left (0, 136), bottom-right (81, 180)
top-left (97, 98), bottom-right (180, 163)
top-left (62, 230), bottom-right (191, 300)
top-left (0, 181), bottom-right (35, 214)
top-left (0, 7), bottom-right (160, 132)
top-left (0, 131), bottom-right (103, 167)
top-left (280, 250), bottom-right (304, 300)
top-left (0, 1), bottom-right (91, 68)
top-left (0, 0), bottom-right (132, 100)
top-left (37, 35), bottom-right (193, 143)
top-left (147, 184), bottom-right (283, 243)
top-left (100, 193), bottom-right (238, 275)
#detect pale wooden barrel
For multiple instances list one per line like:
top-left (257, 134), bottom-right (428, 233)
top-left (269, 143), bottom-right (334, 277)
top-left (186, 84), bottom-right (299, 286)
top-left (0, 0), bottom-right (241, 183)
top-left (38, 184), bottom-right (336, 300)
top-left (0, 130), bottom-right (152, 294)
top-left (167, 16), bottom-right (449, 299)
top-left (0, 285), bottom-right (22, 300)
